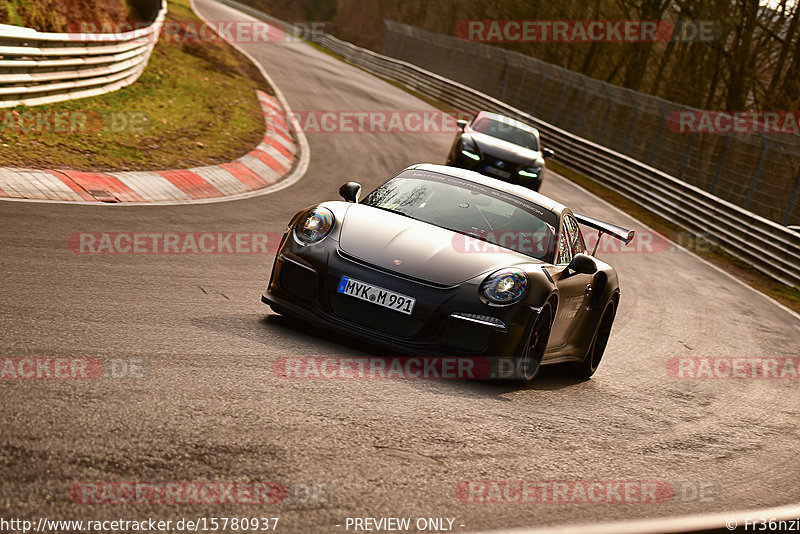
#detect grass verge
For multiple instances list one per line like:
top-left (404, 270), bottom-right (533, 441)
top-left (0, 0), bottom-right (271, 172)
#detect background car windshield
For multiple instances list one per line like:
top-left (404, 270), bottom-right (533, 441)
top-left (363, 173), bottom-right (555, 261)
top-left (472, 117), bottom-right (539, 150)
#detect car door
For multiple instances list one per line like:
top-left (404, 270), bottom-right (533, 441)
top-left (547, 214), bottom-right (593, 350)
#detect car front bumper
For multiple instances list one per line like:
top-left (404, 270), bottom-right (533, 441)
top-left (263, 239), bottom-right (541, 361)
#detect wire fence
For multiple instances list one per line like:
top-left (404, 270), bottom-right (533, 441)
top-left (381, 21), bottom-right (800, 227)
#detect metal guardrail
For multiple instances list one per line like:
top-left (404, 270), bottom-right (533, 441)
top-left (0, 1), bottom-right (166, 108)
top-left (221, 0), bottom-right (800, 289)
top-left (380, 21), bottom-right (800, 229)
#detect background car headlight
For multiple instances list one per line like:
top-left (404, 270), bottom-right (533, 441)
top-left (481, 268), bottom-right (528, 304)
top-left (460, 139), bottom-right (480, 161)
top-left (295, 207), bottom-right (334, 244)
top-left (519, 165), bottom-right (542, 178)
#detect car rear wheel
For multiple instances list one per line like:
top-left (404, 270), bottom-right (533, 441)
top-left (513, 304), bottom-right (552, 385)
top-left (571, 299), bottom-right (616, 380)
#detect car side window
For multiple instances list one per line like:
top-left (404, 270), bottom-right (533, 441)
top-left (557, 222), bottom-right (573, 265)
top-left (564, 215), bottom-right (586, 257)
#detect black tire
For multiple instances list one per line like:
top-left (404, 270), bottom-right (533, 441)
top-left (571, 299), bottom-right (616, 380)
top-left (513, 304), bottom-right (553, 386)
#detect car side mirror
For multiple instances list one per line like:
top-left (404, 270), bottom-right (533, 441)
top-left (566, 253), bottom-right (597, 277)
top-left (457, 119), bottom-right (467, 131)
top-left (339, 181), bottom-right (362, 203)
top-left (542, 148), bottom-right (554, 159)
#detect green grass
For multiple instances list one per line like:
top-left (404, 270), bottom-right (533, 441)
top-left (3, 3), bottom-right (21, 27)
top-left (0, 0), bottom-right (270, 172)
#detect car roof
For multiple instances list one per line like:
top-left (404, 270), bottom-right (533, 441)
top-left (406, 163), bottom-right (568, 218)
top-left (473, 111), bottom-right (539, 135)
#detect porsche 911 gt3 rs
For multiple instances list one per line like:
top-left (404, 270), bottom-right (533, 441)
top-left (262, 164), bottom-right (634, 383)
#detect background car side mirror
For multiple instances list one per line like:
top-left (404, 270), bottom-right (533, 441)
top-left (339, 182), bottom-right (362, 203)
top-left (457, 119), bottom-right (467, 131)
top-left (542, 148), bottom-right (555, 159)
top-left (566, 253), bottom-right (597, 277)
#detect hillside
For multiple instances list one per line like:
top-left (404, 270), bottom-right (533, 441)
top-left (0, 0), bottom-right (140, 32)
top-left (242, 0), bottom-right (800, 112)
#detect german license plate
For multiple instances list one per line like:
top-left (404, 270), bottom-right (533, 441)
top-left (337, 276), bottom-right (416, 315)
top-left (485, 165), bottom-right (510, 179)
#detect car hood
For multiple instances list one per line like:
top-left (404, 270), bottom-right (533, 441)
top-left (468, 132), bottom-right (542, 165)
top-left (337, 204), bottom-right (536, 286)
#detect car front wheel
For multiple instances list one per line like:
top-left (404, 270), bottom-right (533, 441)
top-left (513, 304), bottom-right (553, 385)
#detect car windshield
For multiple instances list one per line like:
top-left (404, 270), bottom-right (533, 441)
top-left (471, 117), bottom-right (539, 150)
top-left (363, 170), bottom-right (557, 262)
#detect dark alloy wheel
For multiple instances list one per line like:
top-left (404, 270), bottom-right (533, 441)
top-left (514, 304), bottom-right (553, 385)
top-left (571, 299), bottom-right (617, 379)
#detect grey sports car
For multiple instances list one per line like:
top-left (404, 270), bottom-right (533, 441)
top-left (262, 164), bottom-right (634, 384)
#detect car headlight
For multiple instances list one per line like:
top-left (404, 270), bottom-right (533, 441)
top-left (294, 207), bottom-right (334, 244)
top-left (481, 268), bottom-right (528, 305)
top-left (460, 139), bottom-right (480, 161)
top-left (519, 165), bottom-right (542, 178)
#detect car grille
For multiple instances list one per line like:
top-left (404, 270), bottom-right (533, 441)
top-left (329, 293), bottom-right (424, 338)
top-left (484, 158), bottom-right (520, 182)
top-left (279, 261), bottom-right (317, 301)
top-left (441, 317), bottom-right (491, 353)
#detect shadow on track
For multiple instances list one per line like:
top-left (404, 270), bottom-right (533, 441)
top-left (193, 310), bottom-right (588, 395)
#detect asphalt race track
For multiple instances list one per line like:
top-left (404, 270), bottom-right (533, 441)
top-left (1, 0), bottom-right (799, 531)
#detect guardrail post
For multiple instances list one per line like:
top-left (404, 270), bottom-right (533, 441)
top-left (744, 137), bottom-right (770, 211)
top-left (550, 71), bottom-right (568, 124)
top-left (781, 167), bottom-right (800, 225)
top-left (621, 91), bottom-right (640, 154)
top-left (573, 77), bottom-right (591, 132)
top-left (677, 135), bottom-right (695, 179)
top-left (710, 135), bottom-right (733, 195)
top-left (498, 49), bottom-right (510, 101)
top-left (511, 68), bottom-right (528, 110)
top-left (456, 46), bottom-right (472, 85)
top-left (646, 99), bottom-right (669, 165)
top-left (595, 84), bottom-right (614, 144)
top-left (530, 72), bottom-right (548, 117)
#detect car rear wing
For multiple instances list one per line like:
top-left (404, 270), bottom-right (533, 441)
top-left (575, 213), bottom-right (635, 255)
